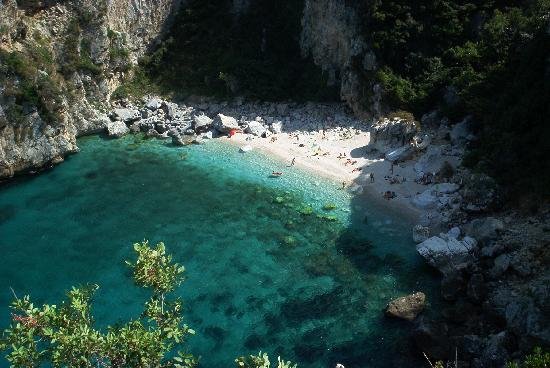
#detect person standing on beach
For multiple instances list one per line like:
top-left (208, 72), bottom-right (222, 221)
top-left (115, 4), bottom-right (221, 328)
top-left (291, 157), bottom-right (296, 166)
top-left (370, 172), bottom-right (374, 183)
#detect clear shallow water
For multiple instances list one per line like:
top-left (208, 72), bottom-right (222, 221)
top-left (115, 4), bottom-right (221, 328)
top-left (0, 135), bottom-right (440, 367)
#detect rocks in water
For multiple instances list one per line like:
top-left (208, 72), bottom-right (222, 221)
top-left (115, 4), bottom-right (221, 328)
top-left (385, 292), bottom-right (426, 321)
top-left (172, 134), bottom-right (192, 146)
top-left (112, 108), bottom-right (141, 123)
top-left (106, 121), bottom-right (129, 138)
top-left (416, 235), bottom-right (478, 274)
top-left (240, 145), bottom-right (253, 153)
top-left (193, 114), bottom-right (214, 132)
top-left (214, 113), bottom-right (240, 133)
top-left (245, 120), bottom-right (267, 137)
top-left (413, 225), bottom-right (430, 243)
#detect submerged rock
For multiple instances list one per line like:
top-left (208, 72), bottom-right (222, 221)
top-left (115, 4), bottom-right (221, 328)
top-left (385, 292), bottom-right (426, 321)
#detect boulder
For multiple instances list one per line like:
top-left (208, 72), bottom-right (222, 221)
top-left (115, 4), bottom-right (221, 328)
top-left (240, 145), bottom-right (253, 153)
top-left (106, 121), bottom-right (129, 138)
top-left (413, 225), bottom-right (430, 243)
top-left (369, 118), bottom-right (418, 152)
top-left (447, 227), bottom-right (461, 239)
top-left (112, 108), bottom-right (141, 123)
top-left (414, 145), bottom-right (445, 175)
top-left (467, 273), bottom-right (487, 303)
top-left (385, 292), bottom-right (426, 321)
top-left (146, 97), bottom-right (163, 111)
top-left (385, 145), bottom-right (413, 162)
top-left (162, 102), bottom-right (183, 120)
top-left (171, 134), bottom-right (193, 146)
top-left (245, 120), bottom-right (267, 137)
top-left (193, 114), bottom-right (213, 132)
top-left (463, 217), bottom-right (504, 244)
top-left (412, 189), bottom-right (438, 209)
top-left (416, 236), bottom-right (478, 274)
top-left (214, 114), bottom-right (239, 133)
top-left (270, 120), bottom-right (284, 134)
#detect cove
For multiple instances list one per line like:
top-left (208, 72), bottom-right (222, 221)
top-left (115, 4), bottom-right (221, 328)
top-left (0, 135), bottom-right (441, 368)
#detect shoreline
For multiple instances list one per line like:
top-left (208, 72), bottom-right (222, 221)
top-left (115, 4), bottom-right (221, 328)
top-left (223, 131), bottom-right (425, 224)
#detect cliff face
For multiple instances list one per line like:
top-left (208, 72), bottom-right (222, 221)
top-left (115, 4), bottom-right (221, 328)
top-left (0, 0), bottom-right (181, 178)
top-left (300, 0), bottom-right (381, 118)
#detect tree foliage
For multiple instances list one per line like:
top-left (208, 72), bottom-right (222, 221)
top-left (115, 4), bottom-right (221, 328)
top-left (0, 241), bottom-right (296, 368)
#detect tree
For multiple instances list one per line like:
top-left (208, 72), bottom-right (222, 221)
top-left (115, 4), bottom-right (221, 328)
top-left (0, 240), bottom-right (197, 368)
top-left (0, 241), bottom-right (296, 368)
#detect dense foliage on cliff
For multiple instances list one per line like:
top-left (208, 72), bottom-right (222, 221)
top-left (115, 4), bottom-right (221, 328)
top-left (122, 0), bottom-right (337, 102)
top-left (0, 241), bottom-right (294, 368)
top-left (362, 0), bottom-right (550, 198)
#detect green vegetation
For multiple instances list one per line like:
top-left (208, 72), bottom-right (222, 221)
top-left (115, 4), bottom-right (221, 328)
top-left (506, 347), bottom-right (550, 368)
top-left (0, 45), bottom-right (64, 126)
top-left (0, 241), bottom-right (295, 368)
top-left (361, 0), bottom-right (550, 199)
top-left (133, 0), bottom-right (337, 101)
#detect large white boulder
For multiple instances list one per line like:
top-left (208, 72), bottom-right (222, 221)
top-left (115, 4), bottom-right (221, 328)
top-left (145, 97), bottom-right (163, 111)
top-left (414, 145), bottom-right (445, 175)
top-left (270, 121), bottom-right (284, 134)
top-left (193, 114), bottom-right (214, 132)
top-left (369, 118), bottom-right (418, 152)
top-left (245, 120), bottom-right (267, 137)
top-left (214, 114), bottom-right (240, 133)
top-left (106, 121), bottom-right (129, 138)
top-left (416, 236), bottom-right (478, 274)
top-left (113, 108), bottom-right (141, 123)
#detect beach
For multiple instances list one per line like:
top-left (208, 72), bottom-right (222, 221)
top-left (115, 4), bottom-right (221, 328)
top-left (227, 129), bottom-right (427, 221)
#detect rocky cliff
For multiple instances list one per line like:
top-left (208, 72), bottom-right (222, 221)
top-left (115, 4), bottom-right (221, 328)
top-left (0, 0), bottom-right (181, 178)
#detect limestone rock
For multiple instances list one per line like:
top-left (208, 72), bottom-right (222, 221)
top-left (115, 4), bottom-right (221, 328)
top-left (146, 97), bottom-right (163, 111)
top-left (106, 121), bottom-right (129, 138)
top-left (416, 236), bottom-right (478, 274)
top-left (464, 217), bottom-right (504, 244)
top-left (385, 292), bottom-right (426, 321)
top-left (245, 120), bottom-right (267, 136)
top-left (270, 120), bottom-right (284, 134)
top-left (193, 114), bottom-right (214, 132)
top-left (385, 145), bottom-right (412, 162)
top-left (412, 189), bottom-right (438, 209)
top-left (214, 114), bottom-right (239, 133)
top-left (369, 118), bottom-right (418, 152)
top-left (413, 225), bottom-right (430, 243)
top-left (113, 108), bottom-right (141, 123)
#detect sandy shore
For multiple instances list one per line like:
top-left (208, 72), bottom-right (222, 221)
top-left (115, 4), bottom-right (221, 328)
top-left (223, 130), bottom-right (427, 222)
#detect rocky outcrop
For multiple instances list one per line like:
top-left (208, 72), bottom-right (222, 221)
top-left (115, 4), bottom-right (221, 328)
top-left (0, 0), bottom-right (181, 179)
top-left (385, 292), bottom-right (426, 321)
top-left (416, 235), bottom-right (478, 274)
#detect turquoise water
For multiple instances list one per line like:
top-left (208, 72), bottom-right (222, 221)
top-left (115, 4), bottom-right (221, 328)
top-left (0, 135), bottom-right (440, 367)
